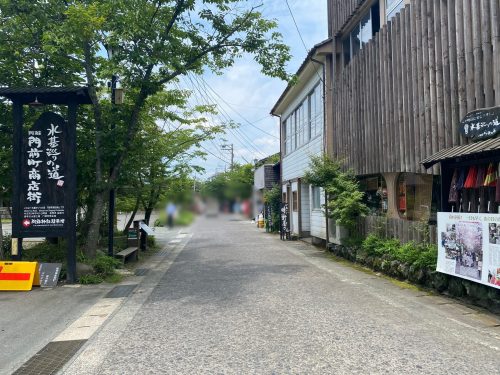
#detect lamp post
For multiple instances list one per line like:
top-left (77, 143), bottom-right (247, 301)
top-left (106, 44), bottom-right (117, 257)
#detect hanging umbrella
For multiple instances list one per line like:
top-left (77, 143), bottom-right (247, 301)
top-left (448, 169), bottom-right (459, 203)
top-left (475, 165), bottom-right (486, 188)
top-left (484, 163), bottom-right (497, 187)
top-left (456, 168), bottom-right (466, 190)
top-left (464, 165), bottom-right (478, 189)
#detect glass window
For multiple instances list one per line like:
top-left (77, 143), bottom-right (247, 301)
top-left (351, 23), bottom-right (361, 58)
top-left (360, 12), bottom-right (372, 46)
top-left (341, 1), bottom-right (380, 66)
top-left (312, 186), bottom-right (321, 209)
top-left (397, 173), bottom-right (434, 221)
top-left (292, 191), bottom-right (298, 212)
top-left (343, 37), bottom-right (351, 66)
top-left (387, 0), bottom-right (405, 21)
top-left (359, 175), bottom-right (388, 215)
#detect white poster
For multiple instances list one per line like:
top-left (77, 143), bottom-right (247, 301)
top-left (437, 212), bottom-right (500, 289)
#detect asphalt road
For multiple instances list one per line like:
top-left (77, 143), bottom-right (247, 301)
top-left (58, 214), bottom-right (500, 374)
top-left (0, 224), bottom-right (177, 375)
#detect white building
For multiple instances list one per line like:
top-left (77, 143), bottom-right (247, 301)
top-left (271, 40), bottom-right (332, 243)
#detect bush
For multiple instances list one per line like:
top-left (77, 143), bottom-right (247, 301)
top-left (92, 255), bottom-right (121, 277)
top-left (1, 234), bottom-right (12, 259)
top-left (79, 274), bottom-right (104, 284)
top-left (361, 234), bottom-right (438, 270)
top-left (22, 240), bottom-right (66, 263)
top-left (146, 235), bottom-right (157, 249)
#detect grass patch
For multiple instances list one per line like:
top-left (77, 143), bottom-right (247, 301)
top-left (104, 273), bottom-right (124, 283)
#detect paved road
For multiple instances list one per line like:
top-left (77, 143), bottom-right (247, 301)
top-left (62, 215), bottom-right (500, 374)
top-left (0, 225), bottom-right (177, 375)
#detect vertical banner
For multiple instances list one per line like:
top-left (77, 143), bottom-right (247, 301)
top-left (14, 112), bottom-right (69, 238)
top-left (280, 202), bottom-right (290, 240)
top-left (437, 212), bottom-right (500, 289)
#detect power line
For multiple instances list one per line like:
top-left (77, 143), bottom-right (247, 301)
top-left (285, 0), bottom-right (309, 55)
top-left (198, 75), bottom-right (279, 139)
top-left (185, 74), bottom-right (268, 159)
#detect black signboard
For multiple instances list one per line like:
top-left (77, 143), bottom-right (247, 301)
top-left (38, 263), bottom-right (62, 288)
top-left (14, 112), bottom-right (69, 237)
top-left (266, 203), bottom-right (272, 232)
top-left (460, 106), bottom-right (500, 140)
top-left (280, 202), bottom-right (290, 240)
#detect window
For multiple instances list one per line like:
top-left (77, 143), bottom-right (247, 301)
top-left (397, 173), bottom-right (434, 221)
top-left (312, 186), bottom-right (321, 210)
top-left (292, 191), bottom-right (298, 212)
top-left (359, 175), bottom-right (388, 215)
top-left (386, 0), bottom-right (405, 21)
top-left (283, 83), bottom-right (323, 155)
top-left (342, 1), bottom-right (380, 66)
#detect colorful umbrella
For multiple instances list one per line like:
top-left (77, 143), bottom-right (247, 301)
top-left (448, 169), bottom-right (459, 203)
top-left (456, 168), bottom-right (466, 191)
top-left (475, 165), bottom-right (486, 188)
top-left (483, 163), bottom-right (497, 187)
top-left (464, 166), bottom-right (478, 189)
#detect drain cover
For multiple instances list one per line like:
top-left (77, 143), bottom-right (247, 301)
top-left (134, 268), bottom-right (149, 276)
top-left (154, 250), bottom-right (169, 257)
top-left (105, 284), bottom-right (137, 298)
top-left (13, 339), bottom-right (86, 375)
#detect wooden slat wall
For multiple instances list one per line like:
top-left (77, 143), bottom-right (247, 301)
top-left (331, 0), bottom-right (368, 37)
top-left (331, 0), bottom-right (500, 175)
top-left (361, 216), bottom-right (437, 244)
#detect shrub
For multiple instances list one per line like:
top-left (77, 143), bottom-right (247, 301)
top-left (79, 274), bottom-right (104, 284)
top-left (92, 255), bottom-right (121, 277)
top-left (361, 234), bottom-right (438, 271)
top-left (146, 235), bottom-right (157, 249)
top-left (22, 240), bottom-right (66, 263)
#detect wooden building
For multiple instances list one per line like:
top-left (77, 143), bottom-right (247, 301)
top-left (325, 0), bottom-right (500, 242)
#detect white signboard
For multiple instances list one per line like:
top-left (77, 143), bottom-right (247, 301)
top-left (437, 212), bottom-right (500, 289)
top-left (139, 222), bottom-right (155, 235)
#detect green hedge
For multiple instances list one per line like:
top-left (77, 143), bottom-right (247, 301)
top-left (361, 234), bottom-right (437, 269)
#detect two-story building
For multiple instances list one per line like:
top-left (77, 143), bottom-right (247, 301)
top-left (271, 40), bottom-right (332, 243)
top-left (325, 0), bottom-right (500, 242)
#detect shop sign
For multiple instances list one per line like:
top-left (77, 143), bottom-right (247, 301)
top-left (459, 106), bottom-right (500, 140)
top-left (15, 112), bottom-right (68, 238)
top-left (280, 203), bottom-right (290, 240)
top-left (33, 263), bottom-right (62, 288)
top-left (437, 212), bottom-right (500, 289)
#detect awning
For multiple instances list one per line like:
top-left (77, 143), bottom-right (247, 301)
top-left (0, 87), bottom-right (93, 105)
top-left (421, 137), bottom-right (500, 169)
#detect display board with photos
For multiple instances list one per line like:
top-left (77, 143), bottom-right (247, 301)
top-left (437, 212), bottom-right (500, 289)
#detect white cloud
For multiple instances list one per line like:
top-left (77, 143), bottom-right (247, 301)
top-left (190, 0), bottom-right (328, 178)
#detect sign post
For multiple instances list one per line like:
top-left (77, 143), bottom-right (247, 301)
top-left (0, 87), bottom-right (92, 283)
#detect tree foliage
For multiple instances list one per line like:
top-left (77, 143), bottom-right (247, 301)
top-left (0, 0), bottom-right (290, 257)
top-left (304, 155), bottom-right (368, 231)
top-left (202, 163), bottom-right (254, 202)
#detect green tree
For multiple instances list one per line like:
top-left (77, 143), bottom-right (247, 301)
top-left (304, 155), bottom-right (368, 232)
top-left (0, 1), bottom-right (290, 258)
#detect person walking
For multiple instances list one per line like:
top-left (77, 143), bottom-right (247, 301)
top-left (166, 202), bottom-right (177, 229)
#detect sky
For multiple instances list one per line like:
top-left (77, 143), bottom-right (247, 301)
top-left (180, 0), bottom-right (328, 179)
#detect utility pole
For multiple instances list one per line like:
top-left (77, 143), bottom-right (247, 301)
top-left (221, 144), bottom-right (234, 170)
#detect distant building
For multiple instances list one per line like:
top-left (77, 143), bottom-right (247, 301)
top-left (253, 157), bottom-right (280, 220)
top-left (271, 40), bottom-right (332, 243)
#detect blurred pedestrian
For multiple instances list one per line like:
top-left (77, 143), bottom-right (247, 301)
top-left (166, 202), bottom-right (177, 229)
